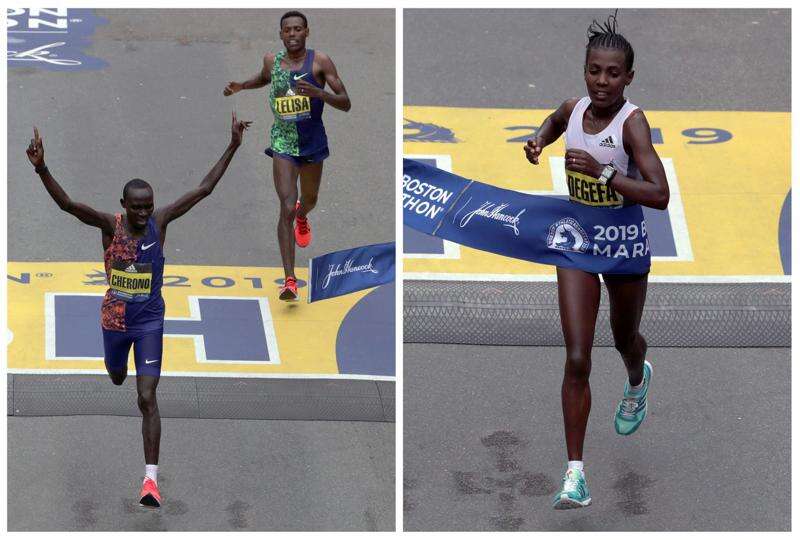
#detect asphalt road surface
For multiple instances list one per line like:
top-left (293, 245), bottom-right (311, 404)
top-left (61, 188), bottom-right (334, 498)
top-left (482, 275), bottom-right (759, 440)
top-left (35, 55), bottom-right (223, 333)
top-left (403, 9), bottom-right (790, 532)
top-left (9, 416), bottom-right (394, 531)
top-left (404, 9), bottom-right (789, 111)
top-left (403, 345), bottom-right (789, 531)
top-left (9, 8), bottom-right (395, 264)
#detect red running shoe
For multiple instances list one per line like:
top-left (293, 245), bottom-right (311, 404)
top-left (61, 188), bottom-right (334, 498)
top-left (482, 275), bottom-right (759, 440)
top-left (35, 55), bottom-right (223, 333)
top-left (139, 477), bottom-right (162, 508)
top-left (294, 201), bottom-right (312, 248)
top-left (279, 276), bottom-right (299, 301)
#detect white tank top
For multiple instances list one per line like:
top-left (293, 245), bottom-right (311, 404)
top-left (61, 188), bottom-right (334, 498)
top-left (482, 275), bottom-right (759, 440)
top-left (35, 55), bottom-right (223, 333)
top-left (564, 96), bottom-right (641, 208)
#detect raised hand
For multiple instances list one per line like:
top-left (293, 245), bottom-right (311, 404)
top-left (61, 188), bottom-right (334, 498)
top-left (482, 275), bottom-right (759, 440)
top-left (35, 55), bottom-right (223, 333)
top-left (230, 111), bottom-right (253, 146)
top-left (26, 126), bottom-right (45, 168)
top-left (223, 81), bottom-right (244, 96)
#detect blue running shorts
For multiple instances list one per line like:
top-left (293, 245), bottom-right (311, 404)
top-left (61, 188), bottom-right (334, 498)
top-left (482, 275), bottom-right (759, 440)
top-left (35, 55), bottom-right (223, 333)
top-left (102, 328), bottom-right (163, 378)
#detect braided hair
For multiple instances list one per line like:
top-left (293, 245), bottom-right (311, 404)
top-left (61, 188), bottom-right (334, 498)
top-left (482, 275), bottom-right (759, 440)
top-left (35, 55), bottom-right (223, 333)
top-left (586, 10), bottom-right (634, 72)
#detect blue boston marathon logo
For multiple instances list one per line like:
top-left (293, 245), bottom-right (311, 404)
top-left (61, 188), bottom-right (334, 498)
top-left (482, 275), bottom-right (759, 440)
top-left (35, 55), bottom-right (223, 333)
top-left (7, 8), bottom-right (108, 71)
top-left (547, 218), bottom-right (590, 253)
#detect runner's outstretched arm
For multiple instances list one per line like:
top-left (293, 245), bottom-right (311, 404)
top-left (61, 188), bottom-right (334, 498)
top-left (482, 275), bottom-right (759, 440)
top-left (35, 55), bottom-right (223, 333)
top-left (27, 126), bottom-right (115, 236)
top-left (157, 112), bottom-right (252, 226)
top-left (223, 54), bottom-right (273, 95)
top-left (294, 53), bottom-right (351, 112)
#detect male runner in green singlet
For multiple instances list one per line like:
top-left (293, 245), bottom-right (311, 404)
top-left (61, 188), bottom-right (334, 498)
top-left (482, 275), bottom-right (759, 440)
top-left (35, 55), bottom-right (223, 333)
top-left (223, 10), bottom-right (351, 301)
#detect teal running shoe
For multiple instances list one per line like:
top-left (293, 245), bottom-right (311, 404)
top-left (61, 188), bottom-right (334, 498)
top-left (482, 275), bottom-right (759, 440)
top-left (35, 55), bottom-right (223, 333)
top-left (614, 360), bottom-right (653, 435)
top-left (552, 468), bottom-right (591, 509)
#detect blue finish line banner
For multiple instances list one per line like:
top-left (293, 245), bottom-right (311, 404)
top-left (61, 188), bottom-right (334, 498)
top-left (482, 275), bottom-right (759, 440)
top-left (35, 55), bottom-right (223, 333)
top-left (403, 159), bottom-right (652, 274)
top-left (308, 242), bottom-right (395, 303)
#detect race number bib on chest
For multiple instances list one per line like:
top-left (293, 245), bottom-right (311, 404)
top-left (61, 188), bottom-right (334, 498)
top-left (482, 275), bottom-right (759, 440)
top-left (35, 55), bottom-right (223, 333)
top-left (274, 93), bottom-right (311, 122)
top-left (109, 261), bottom-right (152, 302)
top-left (566, 169), bottom-right (624, 208)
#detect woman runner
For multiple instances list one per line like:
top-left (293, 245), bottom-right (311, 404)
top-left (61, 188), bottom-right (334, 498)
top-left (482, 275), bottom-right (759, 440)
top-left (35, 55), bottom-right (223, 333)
top-left (523, 12), bottom-right (670, 509)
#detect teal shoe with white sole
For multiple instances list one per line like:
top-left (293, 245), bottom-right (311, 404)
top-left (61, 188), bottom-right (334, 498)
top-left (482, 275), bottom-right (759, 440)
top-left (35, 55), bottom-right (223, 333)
top-left (552, 468), bottom-right (591, 509)
top-left (614, 360), bottom-right (653, 436)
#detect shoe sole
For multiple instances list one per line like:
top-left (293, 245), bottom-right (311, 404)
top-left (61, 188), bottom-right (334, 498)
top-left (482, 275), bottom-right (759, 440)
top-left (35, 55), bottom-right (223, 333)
top-left (139, 494), bottom-right (161, 508)
top-left (553, 497), bottom-right (592, 510)
top-left (279, 290), bottom-right (299, 302)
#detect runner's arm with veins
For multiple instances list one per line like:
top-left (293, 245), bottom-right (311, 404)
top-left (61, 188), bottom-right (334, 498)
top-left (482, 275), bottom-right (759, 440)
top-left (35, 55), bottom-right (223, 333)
top-left (316, 53), bottom-right (351, 112)
top-left (223, 54), bottom-right (272, 95)
top-left (156, 113), bottom-right (251, 226)
top-left (609, 110), bottom-right (670, 210)
top-left (524, 98), bottom-right (579, 165)
top-left (26, 127), bottom-right (115, 235)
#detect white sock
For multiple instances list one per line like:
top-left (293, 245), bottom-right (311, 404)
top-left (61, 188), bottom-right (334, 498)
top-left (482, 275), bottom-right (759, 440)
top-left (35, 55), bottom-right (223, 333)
top-left (145, 464), bottom-right (158, 483)
top-left (629, 378), bottom-right (645, 394)
top-left (567, 460), bottom-right (584, 472)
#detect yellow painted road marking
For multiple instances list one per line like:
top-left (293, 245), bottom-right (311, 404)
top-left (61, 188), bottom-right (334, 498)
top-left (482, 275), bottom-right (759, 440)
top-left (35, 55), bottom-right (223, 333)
top-left (8, 262), bottom-right (373, 377)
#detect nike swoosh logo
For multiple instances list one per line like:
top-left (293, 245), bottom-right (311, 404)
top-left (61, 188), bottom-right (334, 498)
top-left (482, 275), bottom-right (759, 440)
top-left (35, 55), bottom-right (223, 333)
top-left (142, 242), bottom-right (157, 250)
top-left (293, 73), bottom-right (307, 81)
top-left (145, 359), bottom-right (160, 365)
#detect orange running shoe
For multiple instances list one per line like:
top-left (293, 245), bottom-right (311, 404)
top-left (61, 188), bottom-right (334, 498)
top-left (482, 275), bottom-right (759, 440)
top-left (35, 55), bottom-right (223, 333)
top-left (279, 276), bottom-right (299, 301)
top-left (139, 477), bottom-right (162, 508)
top-left (294, 201), bottom-right (312, 248)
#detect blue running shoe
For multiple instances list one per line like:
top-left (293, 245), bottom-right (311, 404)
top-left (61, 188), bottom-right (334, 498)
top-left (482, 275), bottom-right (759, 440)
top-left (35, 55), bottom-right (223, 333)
top-left (614, 360), bottom-right (652, 435)
top-left (552, 468), bottom-right (591, 509)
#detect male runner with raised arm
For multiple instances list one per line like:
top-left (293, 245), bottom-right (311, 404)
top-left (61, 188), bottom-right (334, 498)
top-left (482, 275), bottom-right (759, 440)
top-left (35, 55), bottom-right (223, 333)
top-left (26, 113), bottom-right (251, 508)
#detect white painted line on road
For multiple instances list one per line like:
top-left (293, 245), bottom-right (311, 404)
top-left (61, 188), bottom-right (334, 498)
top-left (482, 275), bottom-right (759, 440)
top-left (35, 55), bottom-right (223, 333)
top-left (403, 273), bottom-right (790, 283)
top-left (7, 368), bottom-right (396, 381)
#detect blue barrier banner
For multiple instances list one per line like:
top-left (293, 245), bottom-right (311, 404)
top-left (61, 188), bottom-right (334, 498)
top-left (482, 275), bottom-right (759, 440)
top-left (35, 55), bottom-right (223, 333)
top-left (402, 159), bottom-right (472, 235)
top-left (308, 242), bottom-right (395, 303)
top-left (404, 160), bottom-right (652, 274)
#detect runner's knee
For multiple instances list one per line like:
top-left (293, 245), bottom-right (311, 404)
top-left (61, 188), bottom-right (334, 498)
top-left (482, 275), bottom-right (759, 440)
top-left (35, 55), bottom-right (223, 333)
top-left (108, 372), bottom-right (126, 386)
top-left (564, 351), bottom-right (591, 381)
top-left (301, 192), bottom-right (317, 210)
top-left (280, 199), bottom-right (297, 221)
top-left (137, 388), bottom-right (158, 414)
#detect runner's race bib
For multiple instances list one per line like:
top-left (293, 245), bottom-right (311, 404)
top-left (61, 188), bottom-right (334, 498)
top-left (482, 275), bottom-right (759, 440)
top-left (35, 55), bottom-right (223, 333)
top-left (274, 87), bottom-right (311, 122)
top-left (566, 169), bottom-right (624, 208)
top-left (109, 261), bottom-right (152, 302)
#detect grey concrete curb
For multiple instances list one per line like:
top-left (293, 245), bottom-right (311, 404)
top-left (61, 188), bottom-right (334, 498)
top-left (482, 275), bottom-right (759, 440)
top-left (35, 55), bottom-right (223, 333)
top-left (7, 374), bottom-right (395, 422)
top-left (404, 281), bottom-right (790, 347)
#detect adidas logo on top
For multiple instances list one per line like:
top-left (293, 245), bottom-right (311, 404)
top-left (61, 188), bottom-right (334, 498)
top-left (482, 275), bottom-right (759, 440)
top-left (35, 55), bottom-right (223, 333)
top-left (599, 135), bottom-right (616, 148)
top-left (125, 264), bottom-right (138, 273)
